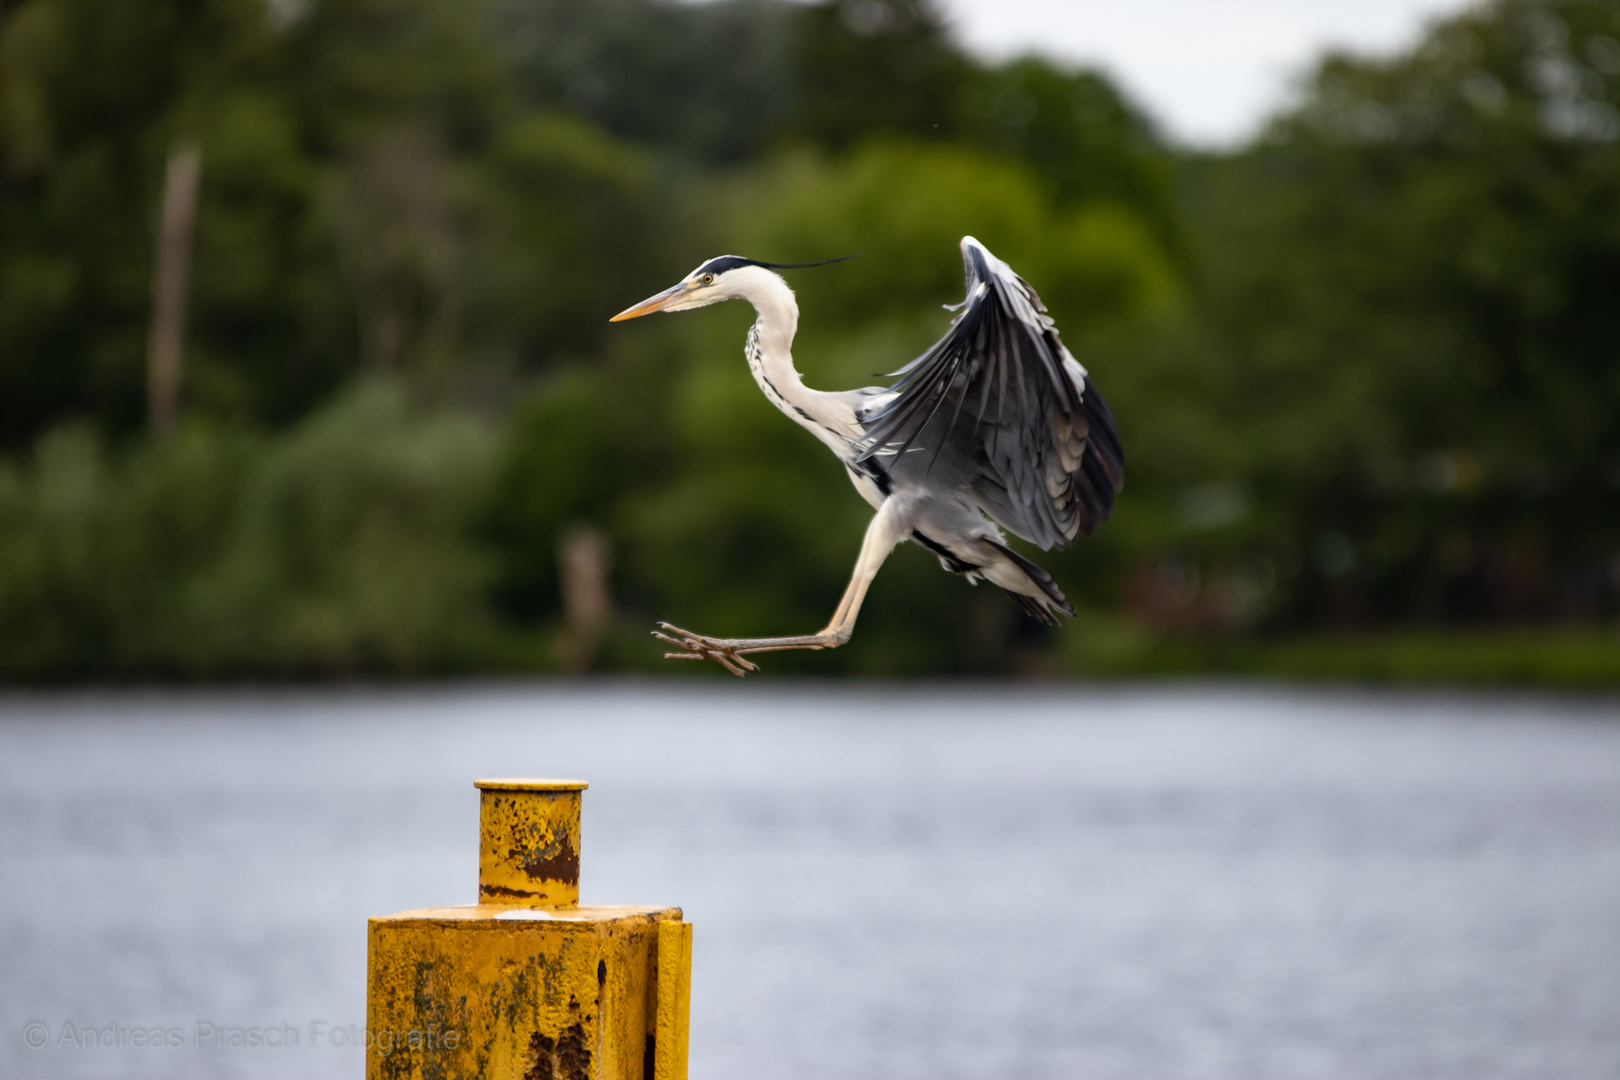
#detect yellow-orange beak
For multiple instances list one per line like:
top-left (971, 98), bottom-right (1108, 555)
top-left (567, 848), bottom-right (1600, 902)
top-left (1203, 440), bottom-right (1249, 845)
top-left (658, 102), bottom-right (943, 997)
top-left (609, 280), bottom-right (699, 322)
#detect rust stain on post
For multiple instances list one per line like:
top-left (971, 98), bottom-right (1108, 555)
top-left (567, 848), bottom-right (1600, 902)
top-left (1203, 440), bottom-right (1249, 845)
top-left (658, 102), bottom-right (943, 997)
top-left (477, 779), bottom-right (586, 908)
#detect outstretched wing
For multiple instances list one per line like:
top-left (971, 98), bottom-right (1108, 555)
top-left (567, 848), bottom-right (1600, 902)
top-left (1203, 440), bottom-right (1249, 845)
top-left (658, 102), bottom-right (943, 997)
top-left (857, 236), bottom-right (1124, 550)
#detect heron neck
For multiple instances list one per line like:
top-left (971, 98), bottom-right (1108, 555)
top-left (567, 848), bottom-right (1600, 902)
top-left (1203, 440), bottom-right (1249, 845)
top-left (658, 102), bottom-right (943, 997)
top-left (739, 273), bottom-right (816, 416)
top-left (731, 267), bottom-right (853, 454)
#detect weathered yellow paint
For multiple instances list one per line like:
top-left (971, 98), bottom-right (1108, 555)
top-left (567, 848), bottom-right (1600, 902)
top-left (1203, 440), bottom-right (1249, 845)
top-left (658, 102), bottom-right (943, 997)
top-left (367, 779), bottom-right (693, 1080)
top-left (476, 778), bottom-right (587, 907)
top-left (653, 920), bottom-right (692, 1080)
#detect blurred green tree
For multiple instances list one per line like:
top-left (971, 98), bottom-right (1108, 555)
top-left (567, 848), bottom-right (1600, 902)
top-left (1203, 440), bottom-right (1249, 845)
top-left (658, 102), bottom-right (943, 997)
top-left (0, 0), bottom-right (674, 445)
top-left (960, 58), bottom-right (1181, 253)
top-left (783, 0), bottom-right (971, 149)
top-left (0, 386), bottom-right (496, 677)
top-left (2, 0), bottom-right (1615, 682)
top-left (0, 0), bottom-right (502, 442)
top-left (491, 0), bottom-right (798, 164)
top-left (1093, 0), bottom-right (1620, 633)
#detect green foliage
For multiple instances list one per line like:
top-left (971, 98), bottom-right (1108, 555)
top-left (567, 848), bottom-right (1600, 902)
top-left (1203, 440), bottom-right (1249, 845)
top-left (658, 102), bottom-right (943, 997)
top-left (1060, 617), bottom-right (1620, 687)
top-left (1093, 0), bottom-right (1620, 634)
top-left (197, 385), bottom-right (498, 673)
top-left (0, 386), bottom-right (497, 678)
top-left (480, 356), bottom-right (661, 622)
top-left (1, 0), bottom-right (1616, 682)
top-left (477, 114), bottom-right (664, 367)
top-left (784, 0), bottom-right (971, 150)
top-left (0, 0), bottom-right (670, 446)
top-left (491, 0), bottom-right (798, 164)
top-left (0, 422), bottom-right (256, 675)
top-left (960, 58), bottom-right (1181, 250)
top-left (488, 0), bottom-right (1176, 235)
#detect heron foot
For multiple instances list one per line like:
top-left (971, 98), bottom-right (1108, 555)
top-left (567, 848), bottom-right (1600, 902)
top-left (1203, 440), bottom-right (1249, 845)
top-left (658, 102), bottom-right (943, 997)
top-left (651, 622), bottom-right (840, 677)
top-left (652, 623), bottom-right (762, 678)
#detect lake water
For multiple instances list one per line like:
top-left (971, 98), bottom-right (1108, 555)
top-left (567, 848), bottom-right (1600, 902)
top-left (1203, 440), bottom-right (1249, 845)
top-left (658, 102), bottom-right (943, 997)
top-left (1, 683), bottom-right (1617, 1079)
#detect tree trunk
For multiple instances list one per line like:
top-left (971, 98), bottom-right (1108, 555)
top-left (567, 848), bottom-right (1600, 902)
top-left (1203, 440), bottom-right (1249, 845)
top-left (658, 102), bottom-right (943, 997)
top-left (147, 139), bottom-right (201, 438)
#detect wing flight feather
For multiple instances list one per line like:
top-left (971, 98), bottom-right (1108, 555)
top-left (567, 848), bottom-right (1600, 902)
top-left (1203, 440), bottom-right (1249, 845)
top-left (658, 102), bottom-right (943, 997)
top-left (857, 236), bottom-right (1124, 549)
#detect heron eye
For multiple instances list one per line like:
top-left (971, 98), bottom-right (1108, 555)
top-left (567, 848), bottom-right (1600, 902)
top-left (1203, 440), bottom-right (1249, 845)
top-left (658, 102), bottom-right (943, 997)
top-left (701, 274), bottom-right (714, 285)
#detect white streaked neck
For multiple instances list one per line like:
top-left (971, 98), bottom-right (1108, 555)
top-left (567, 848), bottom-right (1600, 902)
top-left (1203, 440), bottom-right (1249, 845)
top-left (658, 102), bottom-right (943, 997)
top-left (727, 267), bottom-right (852, 451)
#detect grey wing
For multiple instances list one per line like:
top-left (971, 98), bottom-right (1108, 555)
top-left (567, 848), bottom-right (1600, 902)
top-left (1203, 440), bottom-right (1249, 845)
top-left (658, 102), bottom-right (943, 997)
top-left (856, 236), bottom-right (1124, 549)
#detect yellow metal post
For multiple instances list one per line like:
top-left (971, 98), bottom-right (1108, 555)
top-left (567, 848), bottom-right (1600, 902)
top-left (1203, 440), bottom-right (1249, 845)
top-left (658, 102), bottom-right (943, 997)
top-left (476, 778), bottom-right (585, 906)
top-left (653, 921), bottom-right (692, 1080)
top-left (367, 779), bottom-right (692, 1080)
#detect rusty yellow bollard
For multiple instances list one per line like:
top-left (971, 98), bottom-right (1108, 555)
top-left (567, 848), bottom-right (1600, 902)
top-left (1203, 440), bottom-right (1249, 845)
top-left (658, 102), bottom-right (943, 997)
top-left (367, 780), bottom-right (692, 1080)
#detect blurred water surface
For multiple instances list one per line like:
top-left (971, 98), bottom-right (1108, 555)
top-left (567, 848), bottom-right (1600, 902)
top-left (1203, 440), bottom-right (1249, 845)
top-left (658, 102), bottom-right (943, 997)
top-left (1, 683), bottom-right (1617, 1080)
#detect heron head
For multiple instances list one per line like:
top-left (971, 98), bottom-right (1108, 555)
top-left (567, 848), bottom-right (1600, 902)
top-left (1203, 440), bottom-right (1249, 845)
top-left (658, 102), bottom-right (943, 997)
top-left (609, 257), bottom-right (751, 322)
top-left (610, 254), bottom-right (857, 322)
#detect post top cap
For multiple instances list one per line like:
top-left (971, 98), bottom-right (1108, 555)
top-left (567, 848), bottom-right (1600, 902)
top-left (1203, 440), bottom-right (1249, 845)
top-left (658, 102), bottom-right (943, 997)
top-left (474, 778), bottom-right (589, 792)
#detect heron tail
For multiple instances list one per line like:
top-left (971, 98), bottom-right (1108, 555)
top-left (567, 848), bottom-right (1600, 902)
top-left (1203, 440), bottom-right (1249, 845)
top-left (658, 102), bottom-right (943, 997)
top-left (986, 539), bottom-right (1075, 623)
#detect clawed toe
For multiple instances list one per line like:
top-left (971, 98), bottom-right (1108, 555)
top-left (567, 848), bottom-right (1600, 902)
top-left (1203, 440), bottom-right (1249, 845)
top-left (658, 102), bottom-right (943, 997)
top-left (651, 623), bottom-right (760, 677)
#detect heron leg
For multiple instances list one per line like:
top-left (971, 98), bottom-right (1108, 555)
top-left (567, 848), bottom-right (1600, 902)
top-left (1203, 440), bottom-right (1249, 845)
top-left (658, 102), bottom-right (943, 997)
top-left (653, 501), bottom-right (905, 676)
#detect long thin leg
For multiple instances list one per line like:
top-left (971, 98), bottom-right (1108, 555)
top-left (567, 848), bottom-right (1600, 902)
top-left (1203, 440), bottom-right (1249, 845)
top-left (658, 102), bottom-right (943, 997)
top-left (654, 501), bottom-right (905, 676)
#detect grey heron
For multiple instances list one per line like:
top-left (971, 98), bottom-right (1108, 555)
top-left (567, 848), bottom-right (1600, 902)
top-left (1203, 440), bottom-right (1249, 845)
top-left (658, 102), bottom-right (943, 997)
top-left (611, 236), bottom-right (1124, 675)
